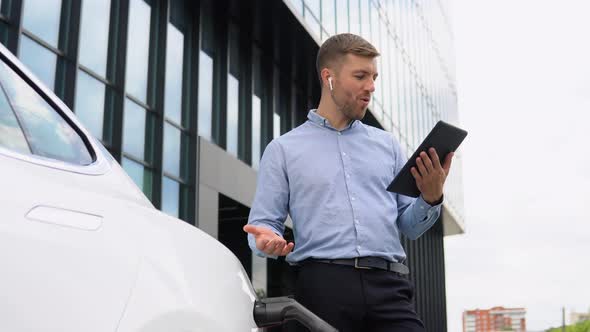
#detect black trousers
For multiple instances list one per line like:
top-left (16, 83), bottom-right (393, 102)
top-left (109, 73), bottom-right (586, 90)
top-left (293, 261), bottom-right (425, 332)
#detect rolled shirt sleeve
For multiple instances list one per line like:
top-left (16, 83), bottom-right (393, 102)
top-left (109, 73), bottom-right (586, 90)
top-left (247, 140), bottom-right (290, 258)
top-left (397, 195), bottom-right (442, 240)
top-left (391, 136), bottom-right (442, 240)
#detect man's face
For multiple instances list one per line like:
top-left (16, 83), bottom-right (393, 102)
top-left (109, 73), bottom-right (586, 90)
top-left (331, 53), bottom-right (378, 121)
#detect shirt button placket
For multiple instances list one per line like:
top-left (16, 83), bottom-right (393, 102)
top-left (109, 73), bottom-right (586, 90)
top-left (341, 132), bottom-right (359, 247)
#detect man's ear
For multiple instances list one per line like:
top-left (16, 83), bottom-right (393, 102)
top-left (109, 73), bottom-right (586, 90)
top-left (320, 68), bottom-right (332, 91)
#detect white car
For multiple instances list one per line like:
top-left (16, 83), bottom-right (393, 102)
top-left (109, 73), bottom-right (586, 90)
top-left (0, 43), bottom-right (335, 332)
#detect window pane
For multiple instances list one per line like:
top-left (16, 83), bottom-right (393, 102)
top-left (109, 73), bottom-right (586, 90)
top-left (251, 94), bottom-right (261, 169)
top-left (200, 3), bottom-right (215, 54)
top-left (228, 23), bottom-right (240, 76)
top-left (0, 60), bottom-right (93, 165)
top-left (321, 0), bottom-right (335, 37)
top-left (125, 0), bottom-right (151, 103)
top-left (273, 112), bottom-right (280, 139)
top-left (164, 23), bottom-right (184, 125)
top-left (122, 157), bottom-right (153, 199)
top-left (304, 0), bottom-right (320, 19)
top-left (75, 70), bottom-right (105, 140)
top-left (370, 2), bottom-right (380, 47)
top-left (21, 0), bottom-right (62, 47)
top-left (123, 98), bottom-right (153, 162)
top-left (407, 76), bottom-right (414, 146)
top-left (348, 0), bottom-right (360, 36)
top-left (163, 122), bottom-right (181, 178)
top-left (0, 23), bottom-right (7, 47)
top-left (161, 176), bottom-right (179, 217)
top-left (399, 58), bottom-right (407, 138)
top-left (382, 37), bottom-right (392, 121)
top-left (360, 0), bottom-right (370, 40)
top-left (370, 4), bottom-right (380, 103)
top-left (19, 36), bottom-right (57, 90)
top-left (289, 0), bottom-right (303, 16)
top-left (304, 11), bottom-right (321, 39)
top-left (79, 0), bottom-right (111, 77)
top-left (198, 50), bottom-right (213, 141)
top-left (336, 0), bottom-right (348, 33)
top-left (394, 48), bottom-right (401, 129)
top-left (0, 82), bottom-right (30, 154)
top-left (226, 74), bottom-right (239, 157)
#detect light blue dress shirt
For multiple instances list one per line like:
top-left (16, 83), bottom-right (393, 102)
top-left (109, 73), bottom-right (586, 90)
top-left (247, 109), bottom-right (441, 264)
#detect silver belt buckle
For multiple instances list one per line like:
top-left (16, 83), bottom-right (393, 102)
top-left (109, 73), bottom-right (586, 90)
top-left (354, 257), bottom-right (372, 270)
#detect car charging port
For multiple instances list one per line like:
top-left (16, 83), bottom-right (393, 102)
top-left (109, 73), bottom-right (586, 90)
top-left (253, 296), bottom-right (338, 332)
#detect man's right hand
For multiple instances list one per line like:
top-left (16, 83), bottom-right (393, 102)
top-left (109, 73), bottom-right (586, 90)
top-left (243, 224), bottom-right (294, 256)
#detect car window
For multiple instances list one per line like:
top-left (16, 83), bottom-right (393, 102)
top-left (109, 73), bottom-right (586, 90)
top-left (0, 59), bottom-right (93, 165)
top-left (0, 82), bottom-right (31, 154)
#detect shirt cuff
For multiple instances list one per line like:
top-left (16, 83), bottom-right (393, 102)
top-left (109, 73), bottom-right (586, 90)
top-left (420, 194), bottom-right (444, 207)
top-left (415, 195), bottom-right (442, 222)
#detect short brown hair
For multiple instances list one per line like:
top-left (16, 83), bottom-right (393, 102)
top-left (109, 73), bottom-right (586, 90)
top-left (316, 33), bottom-right (380, 84)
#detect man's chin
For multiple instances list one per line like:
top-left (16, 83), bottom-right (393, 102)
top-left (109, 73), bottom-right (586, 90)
top-left (342, 106), bottom-right (367, 121)
top-left (354, 108), bottom-right (368, 120)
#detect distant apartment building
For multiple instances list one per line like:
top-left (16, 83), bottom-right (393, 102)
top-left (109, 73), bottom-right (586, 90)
top-left (463, 306), bottom-right (526, 332)
top-left (570, 309), bottom-right (590, 324)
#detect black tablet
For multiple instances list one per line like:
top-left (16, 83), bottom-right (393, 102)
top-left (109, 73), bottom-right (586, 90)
top-left (387, 121), bottom-right (468, 197)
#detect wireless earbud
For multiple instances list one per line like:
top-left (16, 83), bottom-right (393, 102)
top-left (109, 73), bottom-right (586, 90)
top-left (328, 77), bottom-right (333, 91)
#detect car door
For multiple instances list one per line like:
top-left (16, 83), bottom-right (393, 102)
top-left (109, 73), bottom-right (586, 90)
top-left (0, 46), bottom-right (141, 331)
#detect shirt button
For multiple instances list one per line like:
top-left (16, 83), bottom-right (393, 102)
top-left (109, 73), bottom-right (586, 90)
top-left (346, 173), bottom-right (350, 178)
top-left (355, 219), bottom-right (359, 224)
top-left (338, 132), bottom-right (342, 135)
top-left (351, 197), bottom-right (355, 201)
top-left (342, 152), bottom-right (346, 156)
top-left (356, 245), bottom-right (361, 251)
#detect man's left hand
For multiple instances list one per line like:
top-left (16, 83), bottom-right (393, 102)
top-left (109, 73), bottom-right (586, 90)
top-left (410, 148), bottom-right (454, 205)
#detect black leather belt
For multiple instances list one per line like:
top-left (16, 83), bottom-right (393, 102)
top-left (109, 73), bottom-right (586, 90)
top-left (305, 257), bottom-right (409, 275)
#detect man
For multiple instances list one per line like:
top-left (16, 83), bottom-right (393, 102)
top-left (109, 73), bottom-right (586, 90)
top-left (243, 33), bottom-right (453, 331)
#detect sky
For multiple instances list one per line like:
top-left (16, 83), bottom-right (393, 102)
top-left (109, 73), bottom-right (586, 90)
top-left (445, 0), bottom-right (590, 331)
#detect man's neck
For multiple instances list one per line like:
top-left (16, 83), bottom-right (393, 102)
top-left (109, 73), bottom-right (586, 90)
top-left (316, 98), bottom-right (352, 130)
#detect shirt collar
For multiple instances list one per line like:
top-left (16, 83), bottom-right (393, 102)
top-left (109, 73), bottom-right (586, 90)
top-left (307, 109), bottom-right (359, 132)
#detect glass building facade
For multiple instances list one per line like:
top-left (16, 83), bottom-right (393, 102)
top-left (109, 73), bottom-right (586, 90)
top-left (0, 0), bottom-right (462, 330)
top-left (287, 0), bottom-right (464, 231)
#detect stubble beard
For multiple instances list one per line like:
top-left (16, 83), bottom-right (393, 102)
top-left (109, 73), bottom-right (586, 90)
top-left (332, 90), bottom-right (366, 122)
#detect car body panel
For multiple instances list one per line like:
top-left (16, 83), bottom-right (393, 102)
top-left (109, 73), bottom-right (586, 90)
top-left (0, 42), bottom-right (259, 331)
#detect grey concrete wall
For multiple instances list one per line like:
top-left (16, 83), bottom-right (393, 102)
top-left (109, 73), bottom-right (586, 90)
top-left (197, 184), bottom-right (219, 238)
top-left (199, 138), bottom-right (258, 207)
top-left (197, 137), bottom-right (258, 238)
